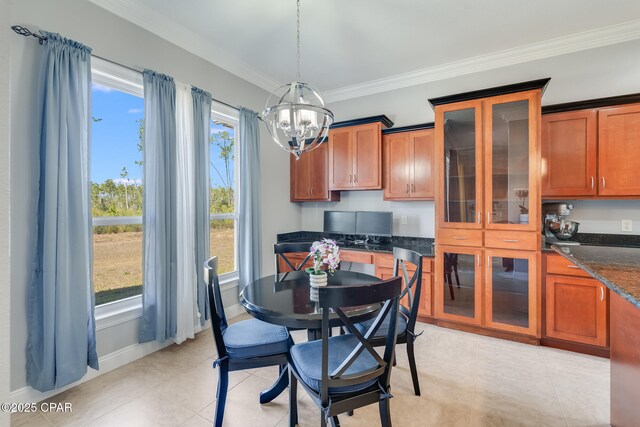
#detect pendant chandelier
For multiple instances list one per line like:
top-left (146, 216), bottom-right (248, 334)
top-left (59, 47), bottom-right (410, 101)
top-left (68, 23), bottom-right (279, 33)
top-left (261, 0), bottom-right (334, 159)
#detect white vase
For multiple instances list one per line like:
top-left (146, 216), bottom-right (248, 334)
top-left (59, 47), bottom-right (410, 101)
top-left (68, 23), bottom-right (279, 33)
top-left (519, 214), bottom-right (529, 224)
top-left (309, 271), bottom-right (328, 288)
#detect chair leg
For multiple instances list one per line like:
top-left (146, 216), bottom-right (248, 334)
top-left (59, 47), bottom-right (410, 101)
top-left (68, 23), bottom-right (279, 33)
top-left (288, 368), bottom-right (298, 427)
top-left (379, 398), bottom-right (392, 427)
top-left (407, 339), bottom-right (421, 396)
top-left (454, 264), bottom-right (461, 288)
top-left (346, 410), bottom-right (354, 417)
top-left (331, 415), bottom-right (340, 427)
top-left (214, 363), bottom-right (229, 427)
top-left (392, 350), bottom-right (397, 367)
top-left (447, 273), bottom-right (455, 301)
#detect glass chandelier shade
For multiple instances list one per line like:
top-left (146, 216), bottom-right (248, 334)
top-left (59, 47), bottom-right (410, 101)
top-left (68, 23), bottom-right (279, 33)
top-left (262, 81), bottom-right (334, 159)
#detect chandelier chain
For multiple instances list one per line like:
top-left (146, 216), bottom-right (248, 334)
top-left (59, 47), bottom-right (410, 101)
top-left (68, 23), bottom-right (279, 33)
top-left (296, 0), bottom-right (301, 81)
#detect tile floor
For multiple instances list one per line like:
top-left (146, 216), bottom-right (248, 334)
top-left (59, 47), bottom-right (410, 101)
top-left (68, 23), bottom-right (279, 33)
top-left (12, 315), bottom-right (610, 426)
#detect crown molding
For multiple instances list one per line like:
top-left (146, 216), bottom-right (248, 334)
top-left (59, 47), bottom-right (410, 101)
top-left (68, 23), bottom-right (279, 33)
top-left (323, 19), bottom-right (640, 103)
top-left (90, 0), bottom-right (281, 94)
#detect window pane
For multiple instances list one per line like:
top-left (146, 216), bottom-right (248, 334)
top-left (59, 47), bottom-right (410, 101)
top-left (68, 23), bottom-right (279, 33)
top-left (210, 219), bottom-right (236, 275)
top-left (93, 225), bottom-right (143, 305)
top-left (91, 82), bottom-right (144, 304)
top-left (210, 120), bottom-right (235, 214)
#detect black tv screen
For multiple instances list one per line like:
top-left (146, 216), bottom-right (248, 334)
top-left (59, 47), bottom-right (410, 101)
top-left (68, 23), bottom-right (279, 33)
top-left (323, 211), bottom-right (356, 234)
top-left (355, 211), bottom-right (393, 237)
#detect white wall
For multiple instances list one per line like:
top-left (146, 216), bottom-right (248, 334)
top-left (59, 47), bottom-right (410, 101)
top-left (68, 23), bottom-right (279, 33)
top-left (1, 0), bottom-right (13, 424)
top-left (299, 39), bottom-right (640, 236)
top-left (568, 200), bottom-right (640, 235)
top-left (10, 0), bottom-right (300, 396)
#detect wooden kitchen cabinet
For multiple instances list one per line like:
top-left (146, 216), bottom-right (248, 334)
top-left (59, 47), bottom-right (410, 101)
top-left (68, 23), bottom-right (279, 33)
top-left (383, 129), bottom-right (435, 200)
top-left (290, 142), bottom-right (339, 202)
top-left (541, 110), bottom-right (597, 197)
top-left (598, 103), bottom-right (640, 196)
top-left (432, 81), bottom-right (546, 339)
top-left (376, 255), bottom-right (433, 318)
top-left (328, 122), bottom-right (382, 190)
top-left (545, 273), bottom-right (608, 347)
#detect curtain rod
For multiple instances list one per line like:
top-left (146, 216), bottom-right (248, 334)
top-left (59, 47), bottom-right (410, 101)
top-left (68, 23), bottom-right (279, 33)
top-left (11, 25), bottom-right (241, 112)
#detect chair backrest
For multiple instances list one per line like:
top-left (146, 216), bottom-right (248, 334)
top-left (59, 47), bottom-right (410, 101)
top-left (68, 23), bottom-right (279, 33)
top-left (317, 276), bottom-right (402, 401)
top-left (274, 242), bottom-right (314, 281)
top-left (392, 247), bottom-right (423, 333)
top-left (204, 256), bottom-right (228, 360)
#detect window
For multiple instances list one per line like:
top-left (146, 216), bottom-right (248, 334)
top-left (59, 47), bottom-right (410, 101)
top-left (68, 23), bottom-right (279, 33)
top-left (91, 58), bottom-right (144, 306)
top-left (90, 58), bottom-right (239, 308)
top-left (209, 105), bottom-right (239, 277)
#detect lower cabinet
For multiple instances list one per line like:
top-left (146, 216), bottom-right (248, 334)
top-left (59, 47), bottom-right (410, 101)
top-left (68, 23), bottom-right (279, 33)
top-left (434, 245), bottom-right (539, 336)
top-left (545, 273), bottom-right (608, 348)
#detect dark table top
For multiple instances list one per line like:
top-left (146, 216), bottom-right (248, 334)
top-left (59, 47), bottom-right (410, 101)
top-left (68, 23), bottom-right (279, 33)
top-left (240, 270), bottom-right (383, 329)
top-left (552, 244), bottom-right (640, 308)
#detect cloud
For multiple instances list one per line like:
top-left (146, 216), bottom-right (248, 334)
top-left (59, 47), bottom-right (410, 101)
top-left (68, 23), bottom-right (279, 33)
top-left (92, 83), bottom-right (113, 93)
top-left (128, 108), bottom-right (143, 114)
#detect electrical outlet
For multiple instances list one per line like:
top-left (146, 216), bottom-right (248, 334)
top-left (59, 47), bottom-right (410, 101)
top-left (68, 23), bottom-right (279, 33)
top-left (401, 216), bottom-right (408, 225)
top-left (621, 219), bottom-right (633, 232)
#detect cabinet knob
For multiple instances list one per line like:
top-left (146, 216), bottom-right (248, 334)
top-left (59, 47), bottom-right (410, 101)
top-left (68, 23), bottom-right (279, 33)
top-left (406, 184), bottom-right (409, 193)
top-left (349, 174), bottom-right (352, 183)
top-left (591, 176), bottom-right (595, 190)
top-left (600, 286), bottom-right (605, 301)
top-left (602, 176), bottom-right (606, 189)
top-left (487, 212), bottom-right (491, 224)
top-left (412, 183), bottom-right (415, 193)
top-left (354, 174), bottom-right (357, 183)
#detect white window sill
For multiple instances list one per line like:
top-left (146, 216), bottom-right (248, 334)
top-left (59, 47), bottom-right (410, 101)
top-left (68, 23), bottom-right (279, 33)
top-left (95, 271), bottom-right (240, 331)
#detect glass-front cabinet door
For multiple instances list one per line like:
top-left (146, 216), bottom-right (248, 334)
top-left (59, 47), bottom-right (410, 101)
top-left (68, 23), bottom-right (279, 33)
top-left (484, 249), bottom-right (538, 336)
top-left (436, 100), bottom-right (484, 229)
top-left (434, 245), bottom-right (483, 325)
top-left (483, 92), bottom-right (540, 231)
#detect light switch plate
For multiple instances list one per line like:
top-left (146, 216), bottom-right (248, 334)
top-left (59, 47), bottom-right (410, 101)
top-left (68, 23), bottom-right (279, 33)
top-left (401, 216), bottom-right (408, 225)
top-left (621, 219), bottom-right (633, 232)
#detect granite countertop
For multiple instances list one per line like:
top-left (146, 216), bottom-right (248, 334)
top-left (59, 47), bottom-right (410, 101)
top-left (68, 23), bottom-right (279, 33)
top-left (552, 245), bottom-right (640, 309)
top-left (277, 231), bottom-right (435, 257)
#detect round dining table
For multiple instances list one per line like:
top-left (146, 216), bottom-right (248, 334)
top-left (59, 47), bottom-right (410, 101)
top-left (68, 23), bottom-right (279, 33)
top-left (239, 269), bottom-right (383, 403)
top-left (240, 270), bottom-right (383, 336)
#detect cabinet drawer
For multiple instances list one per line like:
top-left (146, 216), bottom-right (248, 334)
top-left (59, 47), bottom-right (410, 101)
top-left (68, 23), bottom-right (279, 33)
top-left (437, 229), bottom-right (483, 247)
top-left (484, 231), bottom-right (538, 251)
top-left (340, 250), bottom-right (373, 264)
top-left (546, 254), bottom-right (590, 277)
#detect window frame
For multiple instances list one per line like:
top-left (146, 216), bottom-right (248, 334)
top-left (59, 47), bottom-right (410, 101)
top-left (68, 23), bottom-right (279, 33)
top-left (209, 103), bottom-right (240, 281)
top-left (91, 58), bottom-right (241, 327)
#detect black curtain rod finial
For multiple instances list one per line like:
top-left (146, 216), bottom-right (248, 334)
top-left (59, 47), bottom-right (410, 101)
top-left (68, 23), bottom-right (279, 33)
top-left (11, 25), bottom-right (47, 45)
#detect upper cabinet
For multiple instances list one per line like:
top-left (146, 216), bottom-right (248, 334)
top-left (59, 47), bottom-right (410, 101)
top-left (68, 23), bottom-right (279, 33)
top-left (329, 122), bottom-right (384, 190)
top-left (541, 110), bottom-right (597, 197)
top-left (541, 101), bottom-right (640, 198)
top-left (383, 128), bottom-right (435, 200)
top-left (598, 104), bottom-right (640, 196)
top-left (434, 89), bottom-right (542, 232)
top-left (290, 142), bottom-right (340, 202)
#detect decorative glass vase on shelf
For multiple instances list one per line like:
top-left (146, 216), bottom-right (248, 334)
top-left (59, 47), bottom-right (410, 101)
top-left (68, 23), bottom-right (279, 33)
top-left (306, 239), bottom-right (340, 288)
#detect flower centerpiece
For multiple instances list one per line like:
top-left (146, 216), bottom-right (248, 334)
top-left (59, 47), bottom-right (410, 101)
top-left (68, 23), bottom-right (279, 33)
top-left (306, 239), bottom-right (340, 287)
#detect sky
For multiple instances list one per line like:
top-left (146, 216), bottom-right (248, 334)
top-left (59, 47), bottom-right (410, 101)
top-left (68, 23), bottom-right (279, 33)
top-left (91, 83), bottom-right (234, 189)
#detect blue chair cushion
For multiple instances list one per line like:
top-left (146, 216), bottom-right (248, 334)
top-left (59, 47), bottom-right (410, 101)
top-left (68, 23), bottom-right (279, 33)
top-left (223, 318), bottom-right (290, 359)
top-left (354, 313), bottom-right (407, 338)
top-left (290, 334), bottom-right (379, 394)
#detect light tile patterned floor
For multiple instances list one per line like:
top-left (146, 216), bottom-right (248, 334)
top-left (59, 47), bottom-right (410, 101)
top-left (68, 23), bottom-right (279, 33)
top-left (12, 316), bottom-right (610, 426)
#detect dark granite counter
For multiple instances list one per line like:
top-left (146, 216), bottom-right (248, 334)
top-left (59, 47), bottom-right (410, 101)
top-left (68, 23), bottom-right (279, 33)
top-left (552, 244), bottom-right (640, 308)
top-left (277, 231), bottom-right (435, 257)
top-left (542, 233), bottom-right (640, 252)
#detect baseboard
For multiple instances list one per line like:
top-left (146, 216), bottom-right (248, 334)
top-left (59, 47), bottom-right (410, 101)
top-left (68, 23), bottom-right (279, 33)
top-left (10, 304), bottom-right (245, 404)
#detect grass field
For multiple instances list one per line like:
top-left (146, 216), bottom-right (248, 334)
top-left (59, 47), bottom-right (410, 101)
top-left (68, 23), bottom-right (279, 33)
top-left (93, 226), bottom-right (235, 305)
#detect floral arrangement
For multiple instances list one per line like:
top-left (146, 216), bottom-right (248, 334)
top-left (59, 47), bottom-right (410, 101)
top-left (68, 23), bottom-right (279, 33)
top-left (307, 239), bottom-right (340, 275)
top-left (514, 188), bottom-right (529, 214)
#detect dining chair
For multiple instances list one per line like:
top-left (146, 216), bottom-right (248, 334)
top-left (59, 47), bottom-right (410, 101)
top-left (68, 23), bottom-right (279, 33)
top-left (351, 247), bottom-right (424, 396)
top-left (204, 256), bottom-right (293, 427)
top-left (274, 242), bottom-right (314, 281)
top-left (287, 276), bottom-right (403, 427)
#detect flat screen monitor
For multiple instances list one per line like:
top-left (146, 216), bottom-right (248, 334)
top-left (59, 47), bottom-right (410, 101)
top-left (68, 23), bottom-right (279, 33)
top-left (355, 211), bottom-right (393, 237)
top-left (323, 211), bottom-right (356, 235)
